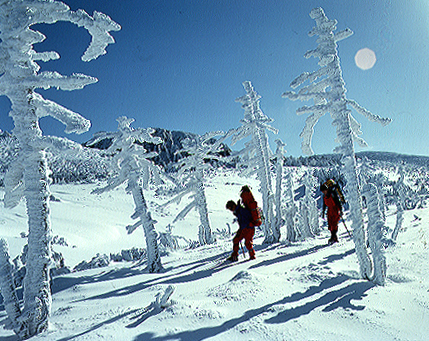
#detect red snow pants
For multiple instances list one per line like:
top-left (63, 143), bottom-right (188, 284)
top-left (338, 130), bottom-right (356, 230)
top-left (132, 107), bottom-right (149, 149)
top-left (232, 228), bottom-right (255, 258)
top-left (324, 196), bottom-right (341, 232)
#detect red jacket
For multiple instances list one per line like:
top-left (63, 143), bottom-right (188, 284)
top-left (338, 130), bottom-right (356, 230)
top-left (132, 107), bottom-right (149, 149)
top-left (323, 191), bottom-right (342, 231)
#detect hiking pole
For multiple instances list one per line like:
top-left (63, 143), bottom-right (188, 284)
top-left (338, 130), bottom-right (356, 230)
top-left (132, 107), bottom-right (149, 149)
top-left (240, 241), bottom-right (246, 258)
top-left (341, 216), bottom-right (352, 238)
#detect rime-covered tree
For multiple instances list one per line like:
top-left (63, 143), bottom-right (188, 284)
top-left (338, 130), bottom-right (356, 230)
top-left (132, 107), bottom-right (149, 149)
top-left (272, 139), bottom-right (286, 241)
top-left (283, 7), bottom-right (391, 279)
top-left (358, 159), bottom-right (388, 222)
top-left (231, 81), bottom-right (278, 243)
top-left (299, 170), bottom-right (319, 237)
top-left (363, 183), bottom-right (387, 286)
top-left (0, 1), bottom-right (119, 338)
top-left (164, 132), bottom-right (225, 245)
top-left (284, 169), bottom-right (298, 242)
top-left (92, 117), bottom-right (164, 273)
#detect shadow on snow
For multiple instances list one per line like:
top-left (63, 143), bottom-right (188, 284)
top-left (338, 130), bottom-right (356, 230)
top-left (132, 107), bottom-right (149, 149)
top-left (130, 274), bottom-right (375, 341)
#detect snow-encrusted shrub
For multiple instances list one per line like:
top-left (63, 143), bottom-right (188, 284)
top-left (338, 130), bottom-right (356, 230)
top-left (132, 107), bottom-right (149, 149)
top-left (49, 148), bottom-right (110, 184)
top-left (73, 254), bottom-right (110, 272)
top-left (0, 132), bottom-right (110, 185)
top-left (0, 1), bottom-right (119, 338)
top-left (283, 7), bottom-right (391, 280)
top-left (213, 224), bottom-right (233, 240)
top-left (158, 224), bottom-right (190, 250)
top-left (110, 248), bottom-right (146, 262)
top-left (229, 81), bottom-right (278, 243)
top-left (155, 285), bottom-right (176, 309)
top-left (163, 132), bottom-right (226, 245)
top-left (92, 116), bottom-right (164, 273)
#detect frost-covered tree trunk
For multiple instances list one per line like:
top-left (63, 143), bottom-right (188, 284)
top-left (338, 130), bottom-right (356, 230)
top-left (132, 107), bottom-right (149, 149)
top-left (364, 183), bottom-right (387, 286)
top-left (232, 81), bottom-right (278, 243)
top-left (300, 170), bottom-right (319, 236)
top-left (283, 7), bottom-right (391, 279)
top-left (20, 141), bottom-right (52, 336)
top-left (0, 1), bottom-right (119, 337)
top-left (392, 167), bottom-right (406, 241)
top-left (128, 175), bottom-right (162, 273)
top-left (298, 200), bottom-right (312, 238)
top-left (273, 139), bottom-right (286, 241)
top-left (342, 144), bottom-right (371, 279)
top-left (195, 171), bottom-right (213, 245)
top-left (92, 117), bottom-right (164, 273)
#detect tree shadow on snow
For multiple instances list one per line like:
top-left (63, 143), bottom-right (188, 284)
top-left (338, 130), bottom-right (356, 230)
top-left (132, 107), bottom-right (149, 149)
top-left (265, 275), bottom-right (375, 324)
top-left (52, 250), bottom-right (230, 302)
top-left (131, 274), bottom-right (375, 341)
top-left (0, 314), bottom-right (20, 341)
top-left (55, 308), bottom-right (140, 341)
top-left (249, 244), bottom-right (330, 270)
top-left (71, 251), bottom-right (231, 303)
top-left (317, 248), bottom-right (355, 266)
top-left (51, 266), bottom-right (149, 296)
top-left (74, 245), bottom-right (356, 304)
top-left (126, 303), bottom-right (163, 329)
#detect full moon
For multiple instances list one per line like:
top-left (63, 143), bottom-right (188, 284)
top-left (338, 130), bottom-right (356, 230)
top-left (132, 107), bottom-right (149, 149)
top-left (354, 48), bottom-right (376, 70)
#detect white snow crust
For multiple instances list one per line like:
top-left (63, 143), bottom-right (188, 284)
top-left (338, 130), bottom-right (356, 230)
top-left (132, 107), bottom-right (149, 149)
top-left (0, 168), bottom-right (428, 340)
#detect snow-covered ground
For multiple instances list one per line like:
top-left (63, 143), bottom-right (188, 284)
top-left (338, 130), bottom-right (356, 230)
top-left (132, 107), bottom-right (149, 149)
top-left (0, 170), bottom-right (428, 340)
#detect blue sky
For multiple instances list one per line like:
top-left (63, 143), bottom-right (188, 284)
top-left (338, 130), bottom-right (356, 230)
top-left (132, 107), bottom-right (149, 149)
top-left (1, 0), bottom-right (428, 157)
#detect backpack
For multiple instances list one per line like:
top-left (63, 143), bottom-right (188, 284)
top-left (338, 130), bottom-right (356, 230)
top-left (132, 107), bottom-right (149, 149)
top-left (240, 186), bottom-right (262, 227)
top-left (323, 179), bottom-right (346, 204)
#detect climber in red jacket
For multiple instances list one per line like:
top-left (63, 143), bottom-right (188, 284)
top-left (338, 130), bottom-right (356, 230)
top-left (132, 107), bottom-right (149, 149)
top-left (321, 182), bottom-right (343, 244)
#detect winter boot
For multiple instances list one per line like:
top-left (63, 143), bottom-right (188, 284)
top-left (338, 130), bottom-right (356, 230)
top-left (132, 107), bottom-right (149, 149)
top-left (249, 249), bottom-right (256, 260)
top-left (328, 231), bottom-right (339, 245)
top-left (227, 253), bottom-right (238, 262)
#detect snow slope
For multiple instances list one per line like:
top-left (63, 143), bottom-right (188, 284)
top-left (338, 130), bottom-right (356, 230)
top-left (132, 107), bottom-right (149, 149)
top-left (0, 169), bottom-right (428, 340)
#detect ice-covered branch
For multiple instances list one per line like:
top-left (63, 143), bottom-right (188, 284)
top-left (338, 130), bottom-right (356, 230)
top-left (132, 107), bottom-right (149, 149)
top-left (32, 93), bottom-right (91, 134)
top-left (173, 200), bottom-right (198, 223)
top-left (65, 9), bottom-right (121, 62)
top-left (347, 99), bottom-right (392, 127)
top-left (3, 156), bottom-right (25, 208)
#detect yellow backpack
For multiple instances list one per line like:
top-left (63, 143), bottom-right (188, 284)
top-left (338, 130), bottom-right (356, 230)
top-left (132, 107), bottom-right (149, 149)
top-left (324, 179), bottom-right (346, 204)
